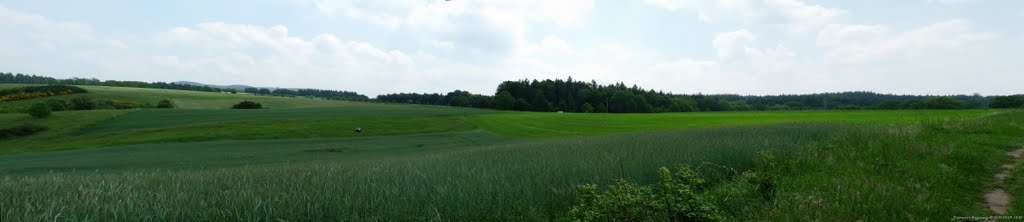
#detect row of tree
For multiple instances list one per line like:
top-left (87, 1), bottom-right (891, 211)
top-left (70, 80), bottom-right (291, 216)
top-left (6, 72), bottom-right (1020, 112)
top-left (377, 77), bottom-right (1022, 112)
top-left (375, 90), bottom-right (494, 108)
top-left (1, 73), bottom-right (233, 93)
top-left (243, 87), bottom-right (368, 101)
top-left (2, 72), bottom-right (370, 101)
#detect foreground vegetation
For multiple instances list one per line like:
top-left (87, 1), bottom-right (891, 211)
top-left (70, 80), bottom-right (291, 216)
top-left (0, 124), bottom-right (844, 220)
top-left (571, 110), bottom-right (1024, 220)
top-left (1, 111), bottom-right (1021, 220)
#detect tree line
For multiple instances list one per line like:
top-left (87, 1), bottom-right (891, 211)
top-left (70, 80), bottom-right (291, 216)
top-left (243, 87), bottom-right (368, 101)
top-left (2, 72), bottom-right (232, 93)
top-left (377, 77), bottom-right (1023, 112)
top-left (1, 72), bottom-right (368, 101)
top-left (6, 72), bottom-right (1019, 112)
top-left (375, 90), bottom-right (493, 108)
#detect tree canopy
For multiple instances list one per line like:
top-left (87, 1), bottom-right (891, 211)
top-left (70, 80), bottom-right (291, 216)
top-left (377, 77), bottom-right (1005, 113)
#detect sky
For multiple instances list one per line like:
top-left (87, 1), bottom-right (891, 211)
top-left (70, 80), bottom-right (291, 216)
top-left (0, 0), bottom-right (1020, 96)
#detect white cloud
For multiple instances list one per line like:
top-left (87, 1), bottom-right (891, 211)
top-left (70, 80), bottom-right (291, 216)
top-left (645, 19), bottom-right (1011, 95)
top-left (928, 0), bottom-right (978, 5)
top-left (0, 4), bottom-right (96, 52)
top-left (519, 36), bottom-right (576, 56)
top-left (713, 29), bottom-right (758, 60)
top-left (0, 5), bottom-right (92, 37)
top-left (598, 43), bottom-right (635, 61)
top-left (537, 0), bottom-right (595, 26)
top-left (643, 0), bottom-right (843, 31)
top-left (648, 58), bottom-right (717, 86)
top-left (312, 0), bottom-right (593, 31)
top-left (309, 0), bottom-right (594, 59)
top-left (816, 24), bottom-right (888, 46)
top-left (647, 29), bottom-right (803, 94)
top-left (0, 4), bottom-right (602, 96)
top-left (821, 19), bottom-right (997, 63)
top-left (146, 22), bottom-right (432, 94)
top-left (1, 2), bottom-right (1020, 97)
top-left (311, 0), bottom-right (421, 29)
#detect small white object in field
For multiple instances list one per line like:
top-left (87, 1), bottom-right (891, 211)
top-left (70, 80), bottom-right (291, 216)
top-left (355, 128), bottom-right (362, 133)
top-left (557, 111), bottom-right (564, 113)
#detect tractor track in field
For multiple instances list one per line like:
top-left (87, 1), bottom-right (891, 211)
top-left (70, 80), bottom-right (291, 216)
top-left (985, 148), bottom-right (1024, 215)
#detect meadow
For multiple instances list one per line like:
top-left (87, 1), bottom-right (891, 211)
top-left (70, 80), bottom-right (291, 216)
top-left (0, 85), bottom-right (1021, 221)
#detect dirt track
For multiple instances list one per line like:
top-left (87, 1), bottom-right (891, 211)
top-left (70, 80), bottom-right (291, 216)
top-left (986, 149), bottom-right (1024, 214)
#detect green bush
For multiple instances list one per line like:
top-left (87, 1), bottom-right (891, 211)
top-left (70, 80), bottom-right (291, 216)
top-left (28, 103), bottom-right (51, 118)
top-left (567, 151), bottom-right (788, 221)
top-left (157, 99), bottom-right (174, 109)
top-left (742, 151), bottom-right (781, 200)
top-left (45, 99), bottom-right (68, 111)
top-left (0, 85), bottom-right (87, 102)
top-left (100, 100), bottom-right (143, 110)
top-left (0, 123), bottom-right (48, 139)
top-left (70, 96), bottom-right (97, 110)
top-left (581, 103), bottom-right (595, 113)
top-left (231, 101), bottom-right (263, 109)
top-left (568, 165), bottom-right (725, 221)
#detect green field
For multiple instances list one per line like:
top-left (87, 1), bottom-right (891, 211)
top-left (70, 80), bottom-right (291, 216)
top-left (470, 110), bottom-right (992, 137)
top-left (1, 86), bottom-right (1021, 221)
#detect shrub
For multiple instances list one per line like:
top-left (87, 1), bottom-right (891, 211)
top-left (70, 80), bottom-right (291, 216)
top-left (0, 85), bottom-right (87, 102)
top-left (581, 103), bottom-right (595, 113)
top-left (101, 100), bottom-right (143, 109)
top-left (28, 103), bottom-right (51, 118)
top-left (568, 165), bottom-right (725, 222)
top-left (742, 151), bottom-right (781, 200)
top-left (157, 99), bottom-right (175, 108)
top-left (834, 104), bottom-right (861, 110)
top-left (70, 96), bottom-right (97, 110)
top-left (568, 151), bottom-right (787, 221)
top-left (231, 101), bottom-right (263, 109)
top-left (0, 123), bottom-right (48, 140)
top-left (45, 99), bottom-right (68, 111)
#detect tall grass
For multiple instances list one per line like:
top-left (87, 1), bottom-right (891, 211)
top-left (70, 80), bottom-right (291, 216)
top-left (757, 110), bottom-right (1024, 220)
top-left (1, 124), bottom-right (843, 221)
top-left (470, 110), bottom-right (994, 138)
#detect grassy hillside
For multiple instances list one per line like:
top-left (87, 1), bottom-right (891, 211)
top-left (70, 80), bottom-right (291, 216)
top-left (0, 85), bottom-right (361, 112)
top-left (0, 86), bottom-right (495, 153)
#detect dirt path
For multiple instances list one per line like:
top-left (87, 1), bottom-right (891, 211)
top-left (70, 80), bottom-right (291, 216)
top-left (986, 149), bottom-right (1024, 214)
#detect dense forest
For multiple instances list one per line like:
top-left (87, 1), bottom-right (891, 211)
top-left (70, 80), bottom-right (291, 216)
top-left (0, 72), bottom-right (368, 101)
top-left (378, 77), bottom-right (1023, 112)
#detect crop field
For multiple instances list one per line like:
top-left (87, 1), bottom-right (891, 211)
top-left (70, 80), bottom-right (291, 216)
top-left (1, 86), bottom-right (1022, 221)
top-left (470, 109), bottom-right (992, 137)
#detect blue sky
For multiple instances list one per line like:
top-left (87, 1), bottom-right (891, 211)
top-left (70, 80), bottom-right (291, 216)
top-left (0, 0), bottom-right (1020, 96)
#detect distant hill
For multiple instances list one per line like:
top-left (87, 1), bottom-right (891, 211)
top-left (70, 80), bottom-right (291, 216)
top-left (172, 81), bottom-right (259, 91)
top-left (0, 72), bottom-right (368, 100)
top-left (172, 81), bottom-right (310, 92)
